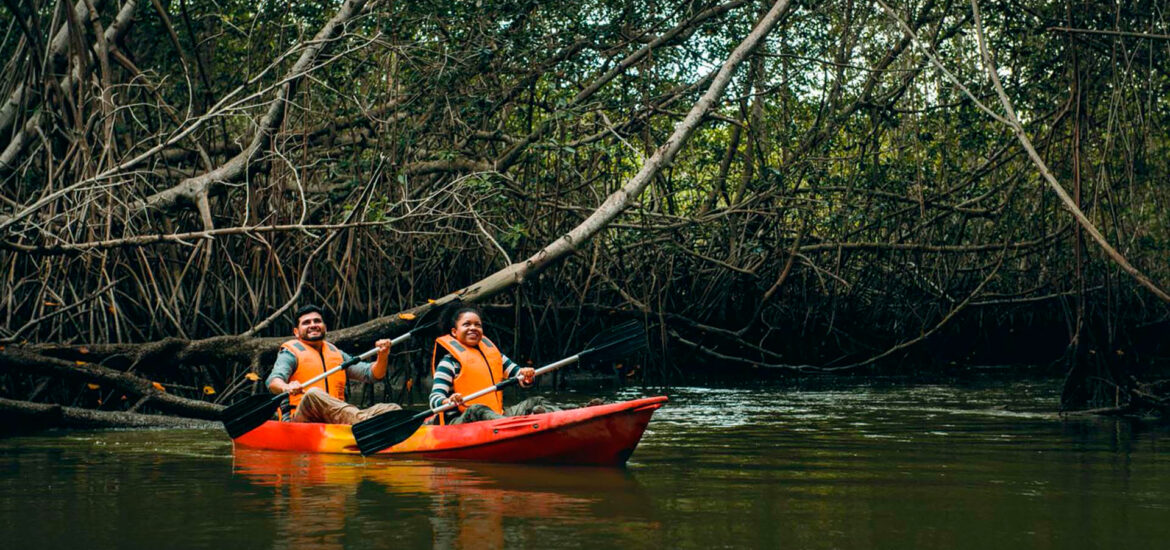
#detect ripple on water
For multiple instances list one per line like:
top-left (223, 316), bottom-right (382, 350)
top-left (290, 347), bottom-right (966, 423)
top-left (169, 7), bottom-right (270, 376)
top-left (3, 377), bottom-right (1169, 550)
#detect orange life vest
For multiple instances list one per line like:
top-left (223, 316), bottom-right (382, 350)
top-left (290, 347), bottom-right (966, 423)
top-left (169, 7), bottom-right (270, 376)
top-left (432, 334), bottom-right (506, 423)
top-left (280, 339), bottom-right (347, 408)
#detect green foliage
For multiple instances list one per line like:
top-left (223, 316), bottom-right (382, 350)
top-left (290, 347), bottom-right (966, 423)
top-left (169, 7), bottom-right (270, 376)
top-left (1, 0), bottom-right (1168, 376)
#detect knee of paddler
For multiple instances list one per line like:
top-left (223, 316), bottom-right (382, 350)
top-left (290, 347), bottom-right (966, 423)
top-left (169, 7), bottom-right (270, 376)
top-left (527, 397), bottom-right (549, 414)
top-left (301, 387), bottom-right (328, 401)
top-left (464, 404), bottom-right (503, 421)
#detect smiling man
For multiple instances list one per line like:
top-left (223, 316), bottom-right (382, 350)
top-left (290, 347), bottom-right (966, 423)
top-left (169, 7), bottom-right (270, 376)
top-left (266, 304), bottom-right (402, 424)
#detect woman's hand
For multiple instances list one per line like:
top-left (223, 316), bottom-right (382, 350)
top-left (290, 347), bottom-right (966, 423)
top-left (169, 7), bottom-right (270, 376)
top-left (518, 367), bottom-right (536, 387)
top-left (443, 393), bottom-right (464, 407)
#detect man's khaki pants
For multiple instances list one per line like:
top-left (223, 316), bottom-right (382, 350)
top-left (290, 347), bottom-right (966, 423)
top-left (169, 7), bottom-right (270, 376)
top-left (291, 387), bottom-right (402, 424)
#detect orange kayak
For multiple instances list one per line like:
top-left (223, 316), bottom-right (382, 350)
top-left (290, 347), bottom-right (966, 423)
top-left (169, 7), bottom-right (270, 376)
top-left (231, 396), bottom-right (667, 466)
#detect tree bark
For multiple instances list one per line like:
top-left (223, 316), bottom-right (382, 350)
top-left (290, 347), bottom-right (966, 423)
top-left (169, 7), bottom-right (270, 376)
top-left (127, 0), bottom-right (370, 218)
top-left (0, 347), bottom-right (222, 419)
top-left (421, 0), bottom-right (794, 308)
top-left (0, 397), bottom-right (218, 432)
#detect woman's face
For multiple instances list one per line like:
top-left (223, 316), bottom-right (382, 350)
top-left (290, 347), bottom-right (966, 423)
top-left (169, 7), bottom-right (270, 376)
top-left (451, 312), bottom-right (483, 348)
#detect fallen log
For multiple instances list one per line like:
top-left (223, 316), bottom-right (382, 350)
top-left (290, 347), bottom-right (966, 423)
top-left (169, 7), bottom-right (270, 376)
top-left (0, 397), bottom-right (218, 433)
top-left (0, 347), bottom-right (224, 419)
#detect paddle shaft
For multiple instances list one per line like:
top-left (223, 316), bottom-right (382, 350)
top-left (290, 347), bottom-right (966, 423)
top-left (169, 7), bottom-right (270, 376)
top-left (292, 330), bottom-right (417, 390)
top-left (426, 354), bottom-right (581, 417)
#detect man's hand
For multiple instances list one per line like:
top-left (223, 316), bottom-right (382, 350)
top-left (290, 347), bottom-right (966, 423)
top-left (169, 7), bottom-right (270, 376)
top-left (375, 338), bottom-right (392, 356)
top-left (518, 367), bottom-right (536, 387)
top-left (443, 393), bottom-right (465, 407)
top-left (286, 380), bottom-right (304, 395)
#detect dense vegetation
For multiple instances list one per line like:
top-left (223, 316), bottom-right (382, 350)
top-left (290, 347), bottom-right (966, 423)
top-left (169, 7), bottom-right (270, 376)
top-left (1, 0), bottom-right (1168, 422)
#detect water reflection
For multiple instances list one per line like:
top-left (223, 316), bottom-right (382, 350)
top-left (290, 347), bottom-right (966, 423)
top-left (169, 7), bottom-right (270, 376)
top-left (232, 450), bottom-right (657, 549)
top-left (7, 380), bottom-right (1170, 550)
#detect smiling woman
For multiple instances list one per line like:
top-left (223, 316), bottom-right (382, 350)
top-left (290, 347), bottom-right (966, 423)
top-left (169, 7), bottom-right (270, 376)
top-left (428, 306), bottom-right (545, 426)
top-left (449, 308), bottom-right (484, 348)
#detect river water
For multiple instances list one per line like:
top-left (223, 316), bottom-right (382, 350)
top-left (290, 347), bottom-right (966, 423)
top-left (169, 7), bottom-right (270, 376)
top-left (2, 377), bottom-right (1168, 549)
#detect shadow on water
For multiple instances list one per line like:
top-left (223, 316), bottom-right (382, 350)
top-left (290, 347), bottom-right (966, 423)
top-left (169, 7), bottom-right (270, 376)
top-left (230, 449), bottom-right (659, 549)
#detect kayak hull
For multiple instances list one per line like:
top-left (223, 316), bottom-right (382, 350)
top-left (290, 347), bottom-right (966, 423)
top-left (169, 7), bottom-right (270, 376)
top-left (231, 396), bottom-right (667, 466)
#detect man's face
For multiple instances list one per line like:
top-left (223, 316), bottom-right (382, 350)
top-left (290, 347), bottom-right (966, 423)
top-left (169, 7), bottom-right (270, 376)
top-left (294, 312), bottom-right (327, 342)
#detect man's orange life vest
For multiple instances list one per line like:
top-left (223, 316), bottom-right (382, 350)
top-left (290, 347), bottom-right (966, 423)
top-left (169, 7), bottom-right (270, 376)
top-left (432, 334), bottom-right (505, 422)
top-left (280, 339), bottom-right (347, 408)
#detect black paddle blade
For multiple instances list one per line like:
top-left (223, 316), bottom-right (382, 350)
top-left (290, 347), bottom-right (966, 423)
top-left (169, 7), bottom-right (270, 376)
top-left (352, 409), bottom-right (430, 456)
top-left (221, 393), bottom-right (285, 439)
top-left (579, 320), bottom-right (648, 367)
top-left (586, 320), bottom-right (641, 346)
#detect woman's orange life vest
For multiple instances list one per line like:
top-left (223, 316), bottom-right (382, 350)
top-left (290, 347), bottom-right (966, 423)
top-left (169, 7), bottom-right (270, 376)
top-left (280, 339), bottom-right (347, 408)
top-left (432, 334), bottom-right (506, 423)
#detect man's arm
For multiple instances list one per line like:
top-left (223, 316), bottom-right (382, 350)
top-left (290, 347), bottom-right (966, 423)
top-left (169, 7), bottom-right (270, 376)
top-left (344, 338), bottom-right (393, 382)
top-left (266, 350), bottom-right (300, 394)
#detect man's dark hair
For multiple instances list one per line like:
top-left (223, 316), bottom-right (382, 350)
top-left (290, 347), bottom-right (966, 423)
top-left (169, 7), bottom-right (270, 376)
top-left (294, 304), bottom-right (326, 325)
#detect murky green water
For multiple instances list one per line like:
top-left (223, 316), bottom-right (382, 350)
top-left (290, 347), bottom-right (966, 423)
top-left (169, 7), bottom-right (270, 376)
top-left (2, 377), bottom-right (1169, 549)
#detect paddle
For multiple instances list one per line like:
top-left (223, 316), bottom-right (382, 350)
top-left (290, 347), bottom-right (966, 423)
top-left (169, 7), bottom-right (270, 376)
top-left (352, 319), bottom-right (648, 456)
top-left (221, 316), bottom-right (440, 439)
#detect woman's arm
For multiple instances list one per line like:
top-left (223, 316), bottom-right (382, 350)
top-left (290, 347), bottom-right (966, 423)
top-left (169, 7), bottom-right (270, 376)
top-left (430, 355), bottom-right (460, 409)
top-left (502, 354), bottom-right (536, 386)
